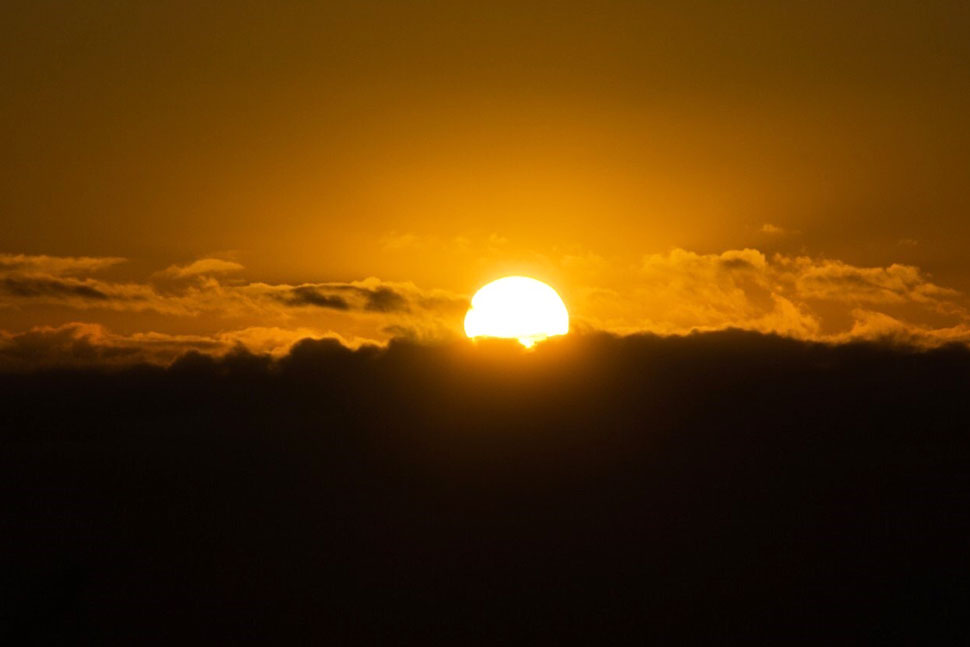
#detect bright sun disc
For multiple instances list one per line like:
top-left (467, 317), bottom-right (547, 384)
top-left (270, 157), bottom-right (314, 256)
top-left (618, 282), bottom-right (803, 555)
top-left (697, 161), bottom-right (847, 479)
top-left (464, 276), bottom-right (569, 347)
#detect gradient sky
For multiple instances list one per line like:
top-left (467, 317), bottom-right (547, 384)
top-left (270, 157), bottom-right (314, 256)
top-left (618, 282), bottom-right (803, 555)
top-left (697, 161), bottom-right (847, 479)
top-left (2, 1), bottom-right (970, 361)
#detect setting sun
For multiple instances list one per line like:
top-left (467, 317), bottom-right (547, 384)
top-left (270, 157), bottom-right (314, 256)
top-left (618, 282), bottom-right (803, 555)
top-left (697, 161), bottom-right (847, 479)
top-left (464, 276), bottom-right (569, 347)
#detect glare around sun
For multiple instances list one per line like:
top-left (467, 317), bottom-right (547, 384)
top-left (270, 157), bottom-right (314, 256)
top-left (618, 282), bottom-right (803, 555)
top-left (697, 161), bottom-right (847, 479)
top-left (464, 276), bottom-right (569, 347)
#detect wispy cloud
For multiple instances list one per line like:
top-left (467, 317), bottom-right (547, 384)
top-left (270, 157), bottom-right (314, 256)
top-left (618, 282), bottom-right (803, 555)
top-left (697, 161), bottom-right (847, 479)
top-left (156, 258), bottom-right (245, 279)
top-left (0, 253), bottom-right (125, 276)
top-left (760, 223), bottom-right (799, 236)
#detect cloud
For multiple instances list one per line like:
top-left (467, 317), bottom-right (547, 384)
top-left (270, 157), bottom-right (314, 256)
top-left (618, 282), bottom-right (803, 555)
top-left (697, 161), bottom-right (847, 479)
top-left (760, 223), bottom-right (796, 235)
top-left (156, 258), bottom-right (245, 279)
top-left (0, 253), bottom-right (172, 312)
top-left (773, 256), bottom-right (959, 306)
top-left (610, 248), bottom-right (822, 338)
top-left (281, 287), bottom-right (351, 310)
top-left (0, 253), bottom-right (126, 276)
top-left (261, 278), bottom-right (464, 317)
top-left (835, 310), bottom-right (970, 347)
top-left (573, 248), bottom-right (966, 342)
top-left (0, 254), bottom-right (466, 331)
top-left (0, 322), bottom-right (379, 370)
top-left (0, 276), bottom-right (166, 312)
top-left (0, 323), bottom-right (218, 370)
top-left (279, 283), bottom-right (411, 313)
top-left (0, 323), bottom-right (141, 370)
top-left (1, 250), bottom-right (967, 351)
top-left (0, 276), bottom-right (111, 301)
top-left (361, 286), bottom-right (409, 312)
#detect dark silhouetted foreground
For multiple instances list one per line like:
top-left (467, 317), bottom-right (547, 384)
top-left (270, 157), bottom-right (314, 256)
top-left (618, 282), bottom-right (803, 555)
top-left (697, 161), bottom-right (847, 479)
top-left (1, 331), bottom-right (968, 644)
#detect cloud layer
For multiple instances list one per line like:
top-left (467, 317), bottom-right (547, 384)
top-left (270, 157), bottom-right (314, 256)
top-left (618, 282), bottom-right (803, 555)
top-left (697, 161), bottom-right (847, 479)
top-left (1, 248), bottom-right (968, 367)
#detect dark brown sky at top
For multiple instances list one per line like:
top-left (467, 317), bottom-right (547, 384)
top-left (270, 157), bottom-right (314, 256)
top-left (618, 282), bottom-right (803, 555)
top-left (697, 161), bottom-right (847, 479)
top-left (1, 1), bottom-right (970, 354)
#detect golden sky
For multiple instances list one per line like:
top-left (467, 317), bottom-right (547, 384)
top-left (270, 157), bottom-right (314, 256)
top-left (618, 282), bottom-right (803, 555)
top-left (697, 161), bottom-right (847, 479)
top-left (2, 1), bottom-right (970, 364)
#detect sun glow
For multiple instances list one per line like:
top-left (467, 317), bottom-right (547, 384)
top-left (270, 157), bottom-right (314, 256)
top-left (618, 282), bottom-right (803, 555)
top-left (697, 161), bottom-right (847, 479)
top-left (464, 276), bottom-right (569, 347)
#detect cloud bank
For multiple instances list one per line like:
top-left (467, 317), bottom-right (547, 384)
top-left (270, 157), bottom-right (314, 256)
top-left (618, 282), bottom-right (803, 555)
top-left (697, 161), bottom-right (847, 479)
top-left (579, 248), bottom-right (966, 346)
top-left (2, 331), bottom-right (967, 642)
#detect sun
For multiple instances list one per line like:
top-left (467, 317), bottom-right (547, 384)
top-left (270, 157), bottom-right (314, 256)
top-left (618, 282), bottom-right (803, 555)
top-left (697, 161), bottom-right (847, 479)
top-left (464, 276), bottom-right (569, 348)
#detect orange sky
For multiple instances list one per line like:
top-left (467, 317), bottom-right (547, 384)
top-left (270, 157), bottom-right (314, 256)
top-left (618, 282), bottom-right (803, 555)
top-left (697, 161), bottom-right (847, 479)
top-left (2, 2), bottom-right (970, 364)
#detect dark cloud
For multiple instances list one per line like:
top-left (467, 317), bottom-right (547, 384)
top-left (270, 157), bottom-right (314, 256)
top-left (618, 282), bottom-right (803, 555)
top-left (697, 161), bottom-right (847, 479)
top-left (281, 286), bottom-right (351, 310)
top-left (278, 284), bottom-right (417, 313)
top-left (322, 283), bottom-right (413, 312)
top-left (717, 256), bottom-right (757, 271)
top-left (0, 323), bottom-right (139, 370)
top-left (0, 276), bottom-right (110, 300)
top-left (361, 286), bottom-right (409, 312)
top-left (1, 331), bottom-right (967, 643)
